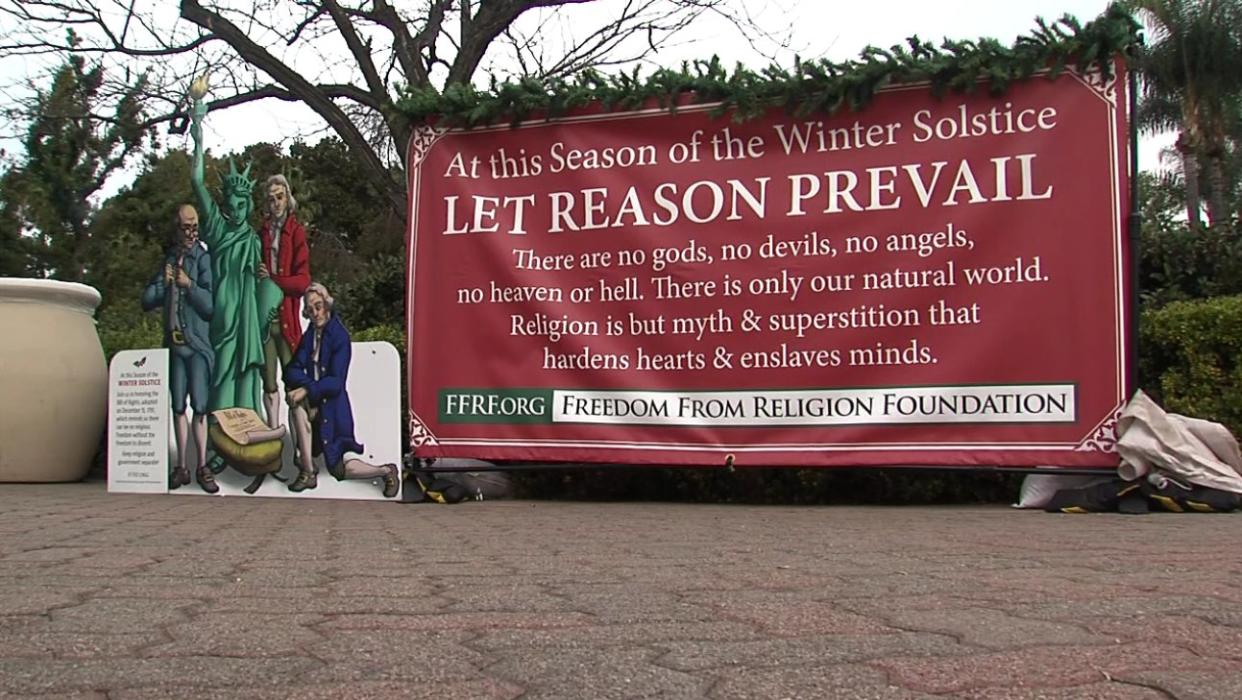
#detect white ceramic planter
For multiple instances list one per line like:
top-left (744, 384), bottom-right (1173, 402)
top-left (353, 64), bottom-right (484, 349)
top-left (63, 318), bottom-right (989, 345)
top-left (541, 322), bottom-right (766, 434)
top-left (0, 278), bottom-right (107, 482)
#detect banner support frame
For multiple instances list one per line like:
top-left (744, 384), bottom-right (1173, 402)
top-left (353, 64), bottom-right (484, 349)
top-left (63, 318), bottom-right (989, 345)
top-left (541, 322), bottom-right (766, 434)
top-left (407, 457), bottom-right (1114, 477)
top-left (1126, 60), bottom-right (1142, 399)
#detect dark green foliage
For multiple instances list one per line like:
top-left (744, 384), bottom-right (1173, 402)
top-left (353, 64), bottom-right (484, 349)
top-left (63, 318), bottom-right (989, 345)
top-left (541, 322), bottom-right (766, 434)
top-left (230, 138), bottom-right (404, 297)
top-left (397, 5), bottom-right (1141, 127)
top-left (87, 151), bottom-right (195, 361)
top-left (1139, 294), bottom-right (1242, 435)
top-left (1139, 222), bottom-right (1242, 306)
top-left (289, 138), bottom-right (401, 261)
top-left (233, 139), bottom-right (399, 256)
top-left (3, 56), bottom-right (150, 282)
top-left (1137, 173), bottom-right (1242, 307)
top-left (97, 312), bottom-right (163, 364)
top-left (0, 56), bottom-right (161, 368)
top-left (91, 151), bottom-right (192, 313)
top-left (352, 323), bottom-right (406, 356)
top-left (337, 254), bottom-right (405, 330)
top-left (0, 175), bottom-right (36, 276)
top-left (511, 466), bottom-right (1023, 504)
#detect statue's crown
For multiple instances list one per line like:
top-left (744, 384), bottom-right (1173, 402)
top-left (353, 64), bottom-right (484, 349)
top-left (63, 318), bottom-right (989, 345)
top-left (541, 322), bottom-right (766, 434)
top-left (221, 158), bottom-right (254, 195)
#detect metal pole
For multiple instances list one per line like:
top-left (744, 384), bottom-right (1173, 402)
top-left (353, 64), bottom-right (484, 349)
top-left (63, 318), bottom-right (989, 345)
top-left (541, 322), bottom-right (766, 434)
top-left (1127, 52), bottom-right (1143, 397)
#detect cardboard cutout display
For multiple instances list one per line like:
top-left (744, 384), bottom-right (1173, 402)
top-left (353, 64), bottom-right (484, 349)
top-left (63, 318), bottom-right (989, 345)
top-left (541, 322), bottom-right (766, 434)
top-left (107, 83), bottom-right (401, 501)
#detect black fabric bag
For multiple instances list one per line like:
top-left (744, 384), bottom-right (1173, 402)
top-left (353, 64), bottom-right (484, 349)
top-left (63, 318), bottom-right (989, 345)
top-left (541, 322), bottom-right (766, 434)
top-left (404, 471), bottom-right (470, 504)
top-left (1045, 478), bottom-right (1142, 513)
top-left (1045, 476), bottom-right (1240, 514)
top-left (1144, 480), bottom-right (1242, 513)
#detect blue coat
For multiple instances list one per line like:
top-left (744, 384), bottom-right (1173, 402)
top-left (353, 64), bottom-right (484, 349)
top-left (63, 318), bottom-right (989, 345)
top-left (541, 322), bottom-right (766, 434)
top-left (285, 315), bottom-right (364, 467)
top-left (141, 243), bottom-right (214, 372)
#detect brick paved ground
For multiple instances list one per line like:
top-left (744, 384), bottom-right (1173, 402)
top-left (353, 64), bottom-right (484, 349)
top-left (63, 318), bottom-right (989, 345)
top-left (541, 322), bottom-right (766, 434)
top-left (1, 482), bottom-right (1240, 698)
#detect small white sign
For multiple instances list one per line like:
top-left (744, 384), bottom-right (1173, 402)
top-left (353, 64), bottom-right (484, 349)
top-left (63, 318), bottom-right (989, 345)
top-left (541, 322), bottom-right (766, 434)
top-left (107, 349), bottom-right (170, 493)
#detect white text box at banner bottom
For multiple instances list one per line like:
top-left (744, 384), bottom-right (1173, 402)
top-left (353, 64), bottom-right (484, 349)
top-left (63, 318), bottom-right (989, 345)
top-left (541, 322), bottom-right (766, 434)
top-left (550, 384), bottom-right (1076, 427)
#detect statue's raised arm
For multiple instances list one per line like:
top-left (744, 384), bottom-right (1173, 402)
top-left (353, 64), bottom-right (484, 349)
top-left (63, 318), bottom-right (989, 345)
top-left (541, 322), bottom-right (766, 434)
top-left (183, 75), bottom-right (266, 419)
top-left (188, 96), bottom-right (219, 237)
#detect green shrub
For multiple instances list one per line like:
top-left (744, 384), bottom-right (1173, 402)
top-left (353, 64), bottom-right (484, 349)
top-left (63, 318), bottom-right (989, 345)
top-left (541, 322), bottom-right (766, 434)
top-left (339, 254), bottom-right (404, 329)
top-left (1139, 219), bottom-right (1242, 309)
top-left (353, 322), bottom-right (405, 356)
top-left (96, 308), bottom-right (162, 364)
top-left (1139, 294), bottom-right (1242, 436)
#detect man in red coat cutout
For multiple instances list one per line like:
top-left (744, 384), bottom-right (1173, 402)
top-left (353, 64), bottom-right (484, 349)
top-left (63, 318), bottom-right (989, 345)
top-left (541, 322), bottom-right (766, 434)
top-left (258, 174), bottom-right (311, 430)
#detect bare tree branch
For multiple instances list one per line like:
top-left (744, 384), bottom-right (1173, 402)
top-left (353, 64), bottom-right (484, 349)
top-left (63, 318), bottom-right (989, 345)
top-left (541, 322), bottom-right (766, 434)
top-left (370, 0), bottom-right (430, 86)
top-left (159, 82), bottom-right (381, 129)
top-left (179, 0), bottom-right (404, 213)
top-left (0, 35), bottom-right (217, 57)
top-left (449, 0), bottom-right (594, 84)
top-left (0, 0), bottom-right (776, 222)
top-left (322, 0), bottom-right (385, 99)
top-left (288, 3), bottom-right (329, 46)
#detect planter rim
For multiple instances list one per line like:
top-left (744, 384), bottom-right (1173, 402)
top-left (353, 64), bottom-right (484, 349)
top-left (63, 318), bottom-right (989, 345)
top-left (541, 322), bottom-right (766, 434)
top-left (0, 277), bottom-right (101, 315)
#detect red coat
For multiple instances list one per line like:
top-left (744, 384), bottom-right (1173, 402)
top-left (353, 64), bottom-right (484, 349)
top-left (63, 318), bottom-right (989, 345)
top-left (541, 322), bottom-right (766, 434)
top-left (259, 213), bottom-right (311, 349)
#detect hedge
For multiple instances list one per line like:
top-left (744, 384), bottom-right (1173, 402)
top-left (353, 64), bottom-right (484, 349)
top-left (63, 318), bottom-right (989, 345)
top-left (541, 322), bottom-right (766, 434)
top-left (1139, 294), bottom-right (1242, 436)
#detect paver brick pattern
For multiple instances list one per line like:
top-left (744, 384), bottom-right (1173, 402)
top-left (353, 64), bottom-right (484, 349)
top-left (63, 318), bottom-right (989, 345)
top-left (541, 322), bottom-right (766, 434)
top-left (1, 483), bottom-right (1240, 698)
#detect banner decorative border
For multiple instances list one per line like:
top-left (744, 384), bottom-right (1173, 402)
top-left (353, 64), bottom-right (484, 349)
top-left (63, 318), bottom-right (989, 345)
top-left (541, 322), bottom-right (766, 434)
top-left (405, 66), bottom-right (1131, 464)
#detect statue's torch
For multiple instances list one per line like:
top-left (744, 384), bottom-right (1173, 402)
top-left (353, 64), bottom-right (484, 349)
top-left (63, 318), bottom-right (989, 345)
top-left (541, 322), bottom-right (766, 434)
top-left (170, 73), bottom-right (210, 135)
top-left (189, 73), bottom-right (210, 120)
top-left (189, 73), bottom-right (209, 101)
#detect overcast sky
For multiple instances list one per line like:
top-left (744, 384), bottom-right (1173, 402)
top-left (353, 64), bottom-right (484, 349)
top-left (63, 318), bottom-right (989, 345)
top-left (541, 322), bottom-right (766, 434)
top-left (3, 1), bottom-right (1168, 183)
top-left (663, 0), bottom-right (1117, 64)
top-left (193, 0), bottom-right (1169, 166)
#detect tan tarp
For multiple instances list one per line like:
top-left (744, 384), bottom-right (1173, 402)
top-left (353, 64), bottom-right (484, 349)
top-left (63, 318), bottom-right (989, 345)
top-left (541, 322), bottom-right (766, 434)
top-left (1116, 390), bottom-right (1242, 494)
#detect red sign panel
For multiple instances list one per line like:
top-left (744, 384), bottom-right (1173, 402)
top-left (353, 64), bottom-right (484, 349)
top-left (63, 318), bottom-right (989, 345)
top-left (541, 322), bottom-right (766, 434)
top-left (406, 67), bottom-right (1131, 467)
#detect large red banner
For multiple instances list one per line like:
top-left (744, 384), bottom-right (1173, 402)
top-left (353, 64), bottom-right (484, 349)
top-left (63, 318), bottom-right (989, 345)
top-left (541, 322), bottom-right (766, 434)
top-left (406, 67), bottom-right (1131, 467)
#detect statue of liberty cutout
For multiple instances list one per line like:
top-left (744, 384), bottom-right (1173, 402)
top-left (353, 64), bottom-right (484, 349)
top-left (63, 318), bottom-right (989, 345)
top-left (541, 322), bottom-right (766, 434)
top-left (188, 76), bottom-right (287, 494)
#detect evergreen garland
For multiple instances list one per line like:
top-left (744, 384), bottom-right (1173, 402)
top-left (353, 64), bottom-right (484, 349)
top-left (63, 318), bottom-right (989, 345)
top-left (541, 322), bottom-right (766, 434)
top-left (397, 3), bottom-right (1140, 128)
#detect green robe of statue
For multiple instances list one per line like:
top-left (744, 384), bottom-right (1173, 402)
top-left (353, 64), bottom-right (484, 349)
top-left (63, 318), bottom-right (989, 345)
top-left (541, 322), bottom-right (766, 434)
top-left (191, 100), bottom-right (281, 415)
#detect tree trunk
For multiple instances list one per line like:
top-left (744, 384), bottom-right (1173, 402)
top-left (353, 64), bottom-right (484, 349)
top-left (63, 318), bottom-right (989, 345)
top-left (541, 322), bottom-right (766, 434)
top-left (1177, 133), bottom-right (1203, 232)
top-left (1204, 152), bottom-right (1230, 230)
